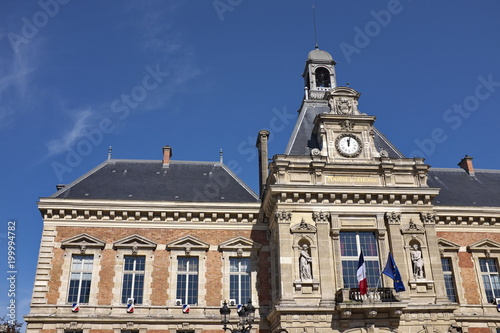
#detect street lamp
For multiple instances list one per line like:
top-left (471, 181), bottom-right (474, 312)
top-left (220, 300), bottom-right (255, 333)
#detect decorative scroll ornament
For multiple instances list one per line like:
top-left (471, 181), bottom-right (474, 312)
top-left (310, 148), bottom-right (321, 156)
top-left (420, 212), bottom-right (437, 224)
top-left (291, 218), bottom-right (317, 233)
top-left (385, 212), bottom-right (401, 224)
top-left (275, 210), bottom-right (292, 222)
top-left (312, 211), bottom-right (330, 223)
top-left (400, 219), bottom-right (425, 234)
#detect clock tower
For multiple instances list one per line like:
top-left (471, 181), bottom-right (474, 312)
top-left (263, 47), bottom-right (452, 333)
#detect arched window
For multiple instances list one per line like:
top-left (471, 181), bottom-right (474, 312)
top-left (315, 67), bottom-right (331, 88)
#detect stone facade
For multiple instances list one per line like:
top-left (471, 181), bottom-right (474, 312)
top-left (25, 47), bottom-right (500, 333)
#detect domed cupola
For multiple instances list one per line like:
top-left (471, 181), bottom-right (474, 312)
top-left (303, 46), bottom-right (337, 100)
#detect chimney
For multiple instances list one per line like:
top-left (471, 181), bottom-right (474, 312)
top-left (255, 130), bottom-right (270, 198)
top-left (163, 145), bottom-right (172, 167)
top-left (458, 155), bottom-right (475, 176)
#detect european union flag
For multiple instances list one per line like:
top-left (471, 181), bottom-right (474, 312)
top-left (382, 252), bottom-right (405, 292)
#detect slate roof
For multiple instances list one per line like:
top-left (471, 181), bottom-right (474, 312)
top-left (428, 168), bottom-right (500, 207)
top-left (51, 159), bottom-right (259, 203)
top-left (284, 103), bottom-right (405, 158)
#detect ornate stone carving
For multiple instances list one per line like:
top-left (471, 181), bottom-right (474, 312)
top-left (312, 211), bottom-right (330, 223)
top-left (367, 310), bottom-right (377, 318)
top-left (333, 97), bottom-right (353, 114)
top-left (311, 148), bottom-right (321, 156)
top-left (291, 218), bottom-right (317, 233)
top-left (400, 219), bottom-right (425, 234)
top-left (340, 119), bottom-right (354, 131)
top-left (275, 210), bottom-right (292, 223)
top-left (341, 310), bottom-right (352, 318)
top-left (420, 212), bottom-right (437, 224)
top-left (385, 212), bottom-right (401, 224)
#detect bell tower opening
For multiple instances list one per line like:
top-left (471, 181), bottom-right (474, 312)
top-left (302, 47), bottom-right (337, 100)
top-left (315, 67), bottom-right (331, 88)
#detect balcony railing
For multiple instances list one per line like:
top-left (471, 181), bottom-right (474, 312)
top-left (336, 287), bottom-right (400, 303)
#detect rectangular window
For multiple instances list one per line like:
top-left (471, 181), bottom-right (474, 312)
top-left (340, 232), bottom-right (380, 288)
top-left (176, 257), bottom-right (199, 305)
top-left (229, 258), bottom-right (251, 305)
top-left (441, 258), bottom-right (457, 302)
top-left (68, 255), bottom-right (93, 304)
top-left (480, 258), bottom-right (500, 302)
top-left (121, 256), bottom-right (145, 304)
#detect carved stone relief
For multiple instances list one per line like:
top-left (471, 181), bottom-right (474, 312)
top-left (385, 212), bottom-right (401, 224)
top-left (312, 211), bottom-right (330, 223)
top-left (275, 210), bottom-right (292, 223)
top-left (420, 212), bottom-right (437, 224)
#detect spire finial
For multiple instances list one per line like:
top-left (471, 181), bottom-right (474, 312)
top-left (219, 149), bottom-right (223, 163)
top-left (312, 1), bottom-right (319, 49)
top-left (108, 146), bottom-right (112, 160)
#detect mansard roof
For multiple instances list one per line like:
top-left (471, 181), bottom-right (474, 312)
top-left (428, 168), bottom-right (500, 207)
top-left (51, 159), bottom-right (259, 203)
top-left (284, 103), bottom-right (404, 158)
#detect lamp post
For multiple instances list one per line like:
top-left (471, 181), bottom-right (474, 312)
top-left (220, 300), bottom-right (255, 333)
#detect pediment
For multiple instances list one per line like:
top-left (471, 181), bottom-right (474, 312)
top-left (291, 219), bottom-right (317, 233)
top-left (61, 233), bottom-right (105, 249)
top-left (218, 236), bottom-right (261, 252)
top-left (166, 235), bottom-right (209, 252)
top-left (400, 220), bottom-right (425, 234)
top-left (327, 86), bottom-right (361, 98)
top-left (468, 239), bottom-right (500, 253)
top-left (437, 238), bottom-right (461, 252)
top-left (113, 234), bottom-right (157, 250)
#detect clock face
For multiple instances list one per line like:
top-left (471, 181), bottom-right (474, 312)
top-left (336, 134), bottom-right (362, 157)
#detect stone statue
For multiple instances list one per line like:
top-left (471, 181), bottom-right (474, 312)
top-left (410, 244), bottom-right (424, 279)
top-left (299, 244), bottom-right (313, 280)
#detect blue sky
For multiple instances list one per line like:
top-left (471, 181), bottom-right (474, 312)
top-left (1, 0), bottom-right (500, 325)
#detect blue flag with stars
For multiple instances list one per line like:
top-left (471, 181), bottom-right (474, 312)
top-left (382, 252), bottom-right (405, 292)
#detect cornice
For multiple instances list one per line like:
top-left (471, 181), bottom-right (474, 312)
top-left (434, 206), bottom-right (500, 226)
top-left (267, 185), bottom-right (438, 206)
top-left (38, 198), bottom-right (261, 224)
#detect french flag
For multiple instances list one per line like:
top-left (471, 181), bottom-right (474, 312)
top-left (182, 304), bottom-right (190, 314)
top-left (127, 301), bottom-right (134, 313)
top-left (72, 303), bottom-right (79, 312)
top-left (357, 250), bottom-right (368, 295)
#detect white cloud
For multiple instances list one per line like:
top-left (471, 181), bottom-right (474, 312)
top-left (0, 33), bottom-right (47, 130)
top-left (45, 108), bottom-right (95, 156)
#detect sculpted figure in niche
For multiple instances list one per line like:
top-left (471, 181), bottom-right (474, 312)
top-left (410, 243), bottom-right (424, 279)
top-left (299, 244), bottom-right (313, 280)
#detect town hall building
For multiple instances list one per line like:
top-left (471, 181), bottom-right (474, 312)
top-left (25, 47), bottom-right (500, 333)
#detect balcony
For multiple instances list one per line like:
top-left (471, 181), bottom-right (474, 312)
top-left (335, 288), bottom-right (406, 319)
top-left (336, 287), bottom-right (400, 303)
